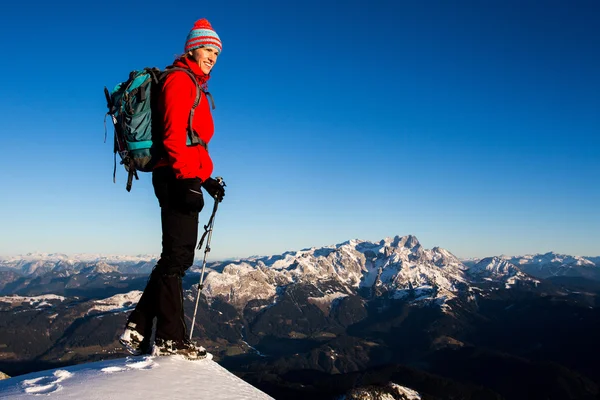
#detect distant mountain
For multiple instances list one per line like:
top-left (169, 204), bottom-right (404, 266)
top-left (462, 252), bottom-right (599, 281)
top-left (2, 246), bottom-right (597, 284)
top-left (0, 254), bottom-right (158, 277)
top-left (505, 252), bottom-right (600, 280)
top-left (0, 254), bottom-right (159, 298)
top-left (467, 256), bottom-right (537, 288)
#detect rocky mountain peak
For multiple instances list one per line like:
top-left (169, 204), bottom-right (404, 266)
top-left (204, 235), bottom-right (470, 310)
top-left (469, 256), bottom-right (520, 277)
top-left (380, 234), bottom-right (420, 250)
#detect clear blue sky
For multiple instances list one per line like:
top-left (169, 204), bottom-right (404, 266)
top-left (1, 0), bottom-right (598, 260)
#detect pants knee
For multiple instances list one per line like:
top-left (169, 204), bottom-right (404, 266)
top-left (153, 263), bottom-right (185, 278)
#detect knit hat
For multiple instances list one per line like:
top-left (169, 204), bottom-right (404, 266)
top-left (185, 19), bottom-right (222, 54)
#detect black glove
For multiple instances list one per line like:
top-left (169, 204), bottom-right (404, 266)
top-left (177, 178), bottom-right (204, 212)
top-left (202, 177), bottom-right (225, 202)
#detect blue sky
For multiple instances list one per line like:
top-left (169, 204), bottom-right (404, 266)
top-left (0, 0), bottom-right (598, 260)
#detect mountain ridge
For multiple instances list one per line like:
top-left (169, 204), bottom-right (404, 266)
top-left (1, 238), bottom-right (597, 277)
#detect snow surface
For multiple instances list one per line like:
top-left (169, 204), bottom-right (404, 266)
top-left (0, 355), bottom-right (273, 399)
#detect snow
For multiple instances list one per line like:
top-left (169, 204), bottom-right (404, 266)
top-left (389, 383), bottom-right (421, 399)
top-left (202, 235), bottom-right (469, 312)
top-left (87, 291), bottom-right (142, 314)
top-left (360, 259), bottom-right (380, 288)
top-left (504, 252), bottom-right (597, 269)
top-left (0, 254), bottom-right (159, 276)
top-left (307, 292), bottom-right (348, 314)
top-left (338, 381), bottom-right (422, 399)
top-left (0, 355), bottom-right (273, 399)
top-left (0, 295), bottom-right (66, 306)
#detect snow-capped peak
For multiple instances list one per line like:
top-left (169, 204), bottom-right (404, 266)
top-left (469, 257), bottom-right (522, 277)
top-left (203, 235), bottom-right (468, 310)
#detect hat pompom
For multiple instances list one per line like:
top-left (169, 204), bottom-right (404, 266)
top-left (192, 19), bottom-right (213, 30)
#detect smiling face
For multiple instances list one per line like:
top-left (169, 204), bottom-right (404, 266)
top-left (189, 46), bottom-right (219, 75)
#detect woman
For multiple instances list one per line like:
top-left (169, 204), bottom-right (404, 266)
top-left (119, 18), bottom-right (225, 360)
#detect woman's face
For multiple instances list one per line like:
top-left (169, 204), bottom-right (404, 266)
top-left (190, 47), bottom-right (219, 75)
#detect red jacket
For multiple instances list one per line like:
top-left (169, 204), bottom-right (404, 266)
top-left (155, 56), bottom-right (214, 181)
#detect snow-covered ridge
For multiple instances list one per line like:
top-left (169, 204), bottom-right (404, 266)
top-left (467, 257), bottom-right (540, 289)
top-left (0, 253), bottom-right (158, 263)
top-left (0, 294), bottom-right (66, 307)
top-left (87, 291), bottom-right (143, 314)
top-left (506, 252), bottom-right (596, 267)
top-left (464, 252), bottom-right (598, 268)
top-left (468, 257), bottom-right (531, 279)
top-left (308, 293), bottom-right (349, 315)
top-left (493, 252), bottom-right (599, 279)
top-left (204, 235), bottom-right (469, 309)
top-left (341, 382), bottom-right (422, 399)
top-left (0, 254), bottom-right (159, 276)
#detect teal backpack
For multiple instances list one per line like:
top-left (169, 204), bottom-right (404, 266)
top-left (104, 66), bottom-right (214, 191)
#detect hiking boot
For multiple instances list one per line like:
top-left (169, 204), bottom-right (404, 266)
top-left (119, 323), bottom-right (146, 356)
top-left (153, 337), bottom-right (208, 360)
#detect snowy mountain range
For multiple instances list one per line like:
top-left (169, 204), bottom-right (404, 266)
top-left (1, 240), bottom-right (596, 283)
top-left (1, 235), bottom-right (599, 399)
top-left (505, 253), bottom-right (600, 280)
top-left (2, 235), bottom-right (597, 308)
top-left (0, 253), bottom-right (158, 277)
top-left (203, 236), bottom-right (474, 312)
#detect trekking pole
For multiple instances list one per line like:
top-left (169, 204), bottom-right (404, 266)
top-left (189, 177), bottom-right (225, 340)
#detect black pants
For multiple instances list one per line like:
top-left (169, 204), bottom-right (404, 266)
top-left (126, 167), bottom-right (202, 342)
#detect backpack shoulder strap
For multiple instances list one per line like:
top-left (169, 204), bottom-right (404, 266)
top-left (161, 67), bottom-right (208, 150)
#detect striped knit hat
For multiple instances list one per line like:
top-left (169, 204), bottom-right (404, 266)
top-left (185, 19), bottom-right (222, 54)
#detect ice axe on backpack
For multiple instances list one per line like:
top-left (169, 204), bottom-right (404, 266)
top-left (189, 177), bottom-right (226, 340)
